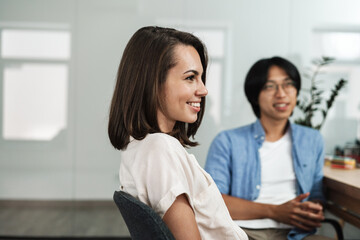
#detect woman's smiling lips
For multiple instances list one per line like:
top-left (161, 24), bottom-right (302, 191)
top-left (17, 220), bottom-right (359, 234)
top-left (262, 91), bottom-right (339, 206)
top-left (187, 102), bottom-right (201, 112)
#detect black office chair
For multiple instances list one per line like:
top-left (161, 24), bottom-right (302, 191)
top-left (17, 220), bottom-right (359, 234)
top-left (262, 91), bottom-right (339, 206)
top-left (322, 218), bottom-right (344, 240)
top-left (113, 191), bottom-right (175, 240)
top-left (113, 191), bottom-right (343, 240)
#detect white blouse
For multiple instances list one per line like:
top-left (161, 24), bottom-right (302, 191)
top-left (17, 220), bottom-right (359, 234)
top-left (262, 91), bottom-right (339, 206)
top-left (119, 133), bottom-right (247, 240)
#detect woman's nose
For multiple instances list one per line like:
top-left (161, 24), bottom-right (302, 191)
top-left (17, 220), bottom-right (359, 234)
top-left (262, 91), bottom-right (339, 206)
top-left (196, 80), bottom-right (208, 97)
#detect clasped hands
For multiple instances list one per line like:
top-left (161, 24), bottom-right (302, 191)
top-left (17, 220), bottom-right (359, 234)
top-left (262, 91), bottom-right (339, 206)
top-left (270, 192), bottom-right (324, 231)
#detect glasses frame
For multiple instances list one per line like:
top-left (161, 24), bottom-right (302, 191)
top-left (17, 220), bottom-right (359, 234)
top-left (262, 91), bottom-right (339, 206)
top-left (262, 80), bottom-right (297, 95)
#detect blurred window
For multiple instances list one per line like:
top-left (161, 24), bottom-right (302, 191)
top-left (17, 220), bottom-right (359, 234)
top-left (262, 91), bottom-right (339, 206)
top-left (313, 30), bottom-right (360, 62)
top-left (193, 28), bottom-right (227, 125)
top-left (1, 27), bottom-right (71, 140)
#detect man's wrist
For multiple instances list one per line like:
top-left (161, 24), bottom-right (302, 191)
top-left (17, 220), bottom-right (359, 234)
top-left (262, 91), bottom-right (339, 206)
top-left (266, 204), bottom-right (276, 219)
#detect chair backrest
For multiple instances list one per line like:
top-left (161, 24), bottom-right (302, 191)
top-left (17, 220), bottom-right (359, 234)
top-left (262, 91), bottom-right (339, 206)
top-left (322, 218), bottom-right (344, 240)
top-left (113, 191), bottom-right (175, 240)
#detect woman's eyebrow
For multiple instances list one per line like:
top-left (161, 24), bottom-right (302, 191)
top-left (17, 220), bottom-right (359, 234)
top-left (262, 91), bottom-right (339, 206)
top-left (183, 69), bottom-right (200, 75)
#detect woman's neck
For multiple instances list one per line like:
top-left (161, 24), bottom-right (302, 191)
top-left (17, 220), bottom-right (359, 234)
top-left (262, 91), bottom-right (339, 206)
top-left (157, 110), bottom-right (175, 133)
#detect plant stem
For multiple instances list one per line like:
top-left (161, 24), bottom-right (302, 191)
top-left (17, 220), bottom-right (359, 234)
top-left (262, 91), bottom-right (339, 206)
top-left (306, 64), bottom-right (321, 126)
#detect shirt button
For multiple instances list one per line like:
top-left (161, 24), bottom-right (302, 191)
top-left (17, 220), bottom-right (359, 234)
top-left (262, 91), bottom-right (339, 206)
top-left (256, 185), bottom-right (261, 190)
top-left (261, 136), bottom-right (264, 140)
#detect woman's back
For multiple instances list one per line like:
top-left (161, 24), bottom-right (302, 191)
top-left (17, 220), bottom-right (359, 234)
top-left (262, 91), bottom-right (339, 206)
top-left (119, 133), bottom-right (248, 239)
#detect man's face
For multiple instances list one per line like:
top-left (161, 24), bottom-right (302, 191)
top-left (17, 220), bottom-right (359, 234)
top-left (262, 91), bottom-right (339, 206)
top-left (258, 65), bottom-right (297, 122)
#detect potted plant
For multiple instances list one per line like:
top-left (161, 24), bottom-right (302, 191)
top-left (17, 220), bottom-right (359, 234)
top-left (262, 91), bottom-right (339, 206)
top-left (295, 57), bottom-right (347, 130)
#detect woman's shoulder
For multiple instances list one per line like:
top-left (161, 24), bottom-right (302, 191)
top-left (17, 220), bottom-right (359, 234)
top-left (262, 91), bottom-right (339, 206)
top-left (139, 133), bottom-right (182, 149)
top-left (121, 133), bottom-right (188, 172)
top-left (127, 133), bottom-right (186, 160)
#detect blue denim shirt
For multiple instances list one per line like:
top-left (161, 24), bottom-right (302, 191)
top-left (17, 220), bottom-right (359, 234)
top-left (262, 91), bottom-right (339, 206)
top-left (205, 119), bottom-right (325, 240)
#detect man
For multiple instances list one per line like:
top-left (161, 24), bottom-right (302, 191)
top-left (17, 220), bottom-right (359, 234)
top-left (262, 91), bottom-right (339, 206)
top-left (205, 57), bottom-right (330, 240)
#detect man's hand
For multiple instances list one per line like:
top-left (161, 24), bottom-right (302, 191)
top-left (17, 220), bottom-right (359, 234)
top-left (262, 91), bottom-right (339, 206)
top-left (270, 192), bottom-right (325, 231)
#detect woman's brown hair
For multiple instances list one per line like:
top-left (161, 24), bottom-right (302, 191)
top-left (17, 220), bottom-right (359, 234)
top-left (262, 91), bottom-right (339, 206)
top-left (108, 26), bottom-right (208, 150)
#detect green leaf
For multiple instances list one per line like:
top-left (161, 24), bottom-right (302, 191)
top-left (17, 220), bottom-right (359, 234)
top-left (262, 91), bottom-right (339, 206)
top-left (322, 56), bottom-right (335, 62)
top-left (313, 99), bottom-right (322, 105)
top-left (314, 90), bottom-right (324, 96)
top-left (314, 124), bottom-right (321, 130)
top-left (322, 109), bottom-right (327, 118)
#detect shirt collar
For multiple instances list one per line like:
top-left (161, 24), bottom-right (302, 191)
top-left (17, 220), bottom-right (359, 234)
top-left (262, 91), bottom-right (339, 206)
top-left (253, 119), bottom-right (295, 143)
top-left (253, 119), bottom-right (265, 143)
top-left (288, 121), bottom-right (297, 142)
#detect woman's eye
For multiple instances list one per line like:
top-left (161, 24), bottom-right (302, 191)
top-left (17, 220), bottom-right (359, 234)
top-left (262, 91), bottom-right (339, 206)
top-left (186, 75), bottom-right (195, 81)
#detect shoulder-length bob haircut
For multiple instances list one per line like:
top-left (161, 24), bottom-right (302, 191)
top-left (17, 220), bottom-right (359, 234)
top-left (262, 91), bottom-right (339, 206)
top-left (244, 56), bottom-right (301, 118)
top-left (108, 26), bottom-right (208, 150)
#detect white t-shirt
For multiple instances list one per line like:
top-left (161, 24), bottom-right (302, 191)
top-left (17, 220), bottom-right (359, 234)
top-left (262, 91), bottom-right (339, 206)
top-left (119, 133), bottom-right (248, 240)
top-left (235, 130), bottom-right (296, 229)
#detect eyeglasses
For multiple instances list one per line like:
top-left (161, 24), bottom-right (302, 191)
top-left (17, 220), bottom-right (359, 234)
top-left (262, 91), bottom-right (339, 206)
top-left (262, 81), bottom-right (297, 94)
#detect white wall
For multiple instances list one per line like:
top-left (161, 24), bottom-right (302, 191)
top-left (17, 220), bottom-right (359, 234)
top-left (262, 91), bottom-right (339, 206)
top-left (0, 0), bottom-right (76, 199)
top-left (0, 0), bottom-right (359, 201)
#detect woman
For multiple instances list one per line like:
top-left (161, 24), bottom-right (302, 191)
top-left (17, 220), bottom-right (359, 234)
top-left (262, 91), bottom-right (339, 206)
top-left (108, 26), bottom-right (247, 240)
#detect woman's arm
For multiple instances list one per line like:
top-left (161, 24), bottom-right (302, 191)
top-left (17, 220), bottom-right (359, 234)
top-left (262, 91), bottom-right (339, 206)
top-left (163, 194), bottom-right (201, 240)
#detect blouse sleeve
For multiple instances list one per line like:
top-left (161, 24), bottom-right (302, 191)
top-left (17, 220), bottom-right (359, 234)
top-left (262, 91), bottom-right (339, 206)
top-left (132, 135), bottom-right (194, 218)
